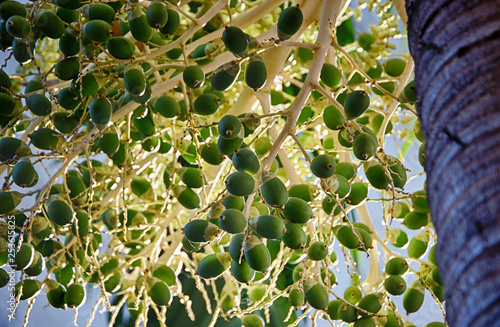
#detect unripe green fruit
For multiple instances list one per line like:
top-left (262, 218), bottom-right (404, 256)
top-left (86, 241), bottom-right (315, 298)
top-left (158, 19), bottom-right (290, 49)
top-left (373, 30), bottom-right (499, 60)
top-left (244, 235), bottom-right (271, 272)
top-left (411, 190), bottom-right (430, 213)
top-left (326, 300), bottom-right (342, 320)
top-left (211, 63), bottom-right (240, 91)
top-left (146, 1), bottom-right (167, 28)
top-left (334, 174), bottom-right (351, 198)
top-left (24, 251), bottom-right (45, 277)
top-left (282, 222), bottom-right (306, 249)
top-left (152, 264), bottom-right (176, 286)
top-left (183, 65), bottom-right (204, 89)
top-left (311, 154), bottom-right (336, 178)
top-left (173, 186), bottom-right (200, 209)
top-left (225, 171), bottom-right (255, 196)
top-left (364, 161), bottom-right (388, 189)
top-left (86, 3), bottom-right (115, 24)
top-left (30, 128), bottom-right (62, 150)
top-left (336, 162), bottom-right (357, 180)
top-left (46, 279), bottom-right (66, 309)
top-left (344, 90), bottom-right (370, 119)
top-left (196, 253), bottom-right (231, 279)
top-left (15, 280), bottom-right (42, 301)
top-left (219, 114), bottom-right (242, 140)
top-left (179, 167), bottom-right (203, 189)
top-left (307, 241), bottom-right (329, 261)
top-left (336, 225), bottom-right (361, 249)
top-left (354, 318), bottom-right (376, 327)
top-left (193, 93), bottom-right (219, 115)
top-left (344, 285), bottom-right (362, 304)
top-left (249, 215), bottom-right (286, 239)
top-left (384, 58), bottom-right (406, 77)
top-left (124, 66), bottom-right (146, 96)
top-left (222, 26), bottom-right (248, 56)
top-left (323, 105), bottom-right (345, 130)
top-left (426, 323), bottom-right (446, 327)
top-left (0, 92), bottom-right (15, 116)
top-left (404, 211), bottom-right (429, 230)
top-left (54, 57), bottom-right (80, 81)
top-left (0, 69), bottom-right (11, 91)
top-left (402, 80), bottom-right (417, 103)
top-left (358, 293), bottom-right (382, 318)
top-left (99, 129), bottom-right (120, 156)
top-left (36, 10), bottom-right (65, 39)
top-left (408, 233), bottom-right (429, 259)
top-left (241, 314), bottom-right (265, 327)
top-left (288, 184), bottom-right (314, 202)
top-left (12, 158), bottom-right (37, 187)
top-left (229, 234), bottom-right (245, 261)
top-left (230, 259), bottom-right (255, 283)
top-left (387, 228), bottom-right (408, 248)
top-left (245, 55), bottom-right (267, 90)
top-left (27, 94), bottom-right (51, 116)
top-left (107, 37), bottom-right (136, 60)
top-left (288, 287), bottom-right (305, 307)
top-left (232, 148), bottom-right (260, 174)
top-left (183, 219), bottom-right (219, 242)
top-left (403, 281), bottom-right (425, 314)
top-left (277, 5), bottom-right (303, 40)
top-left (259, 174), bottom-right (287, 207)
top-left (148, 278), bottom-right (171, 306)
top-left (12, 39), bottom-right (33, 64)
top-left (338, 303), bottom-right (357, 322)
top-left (14, 243), bottom-right (34, 271)
top-left (219, 208), bottom-right (247, 234)
top-left (66, 171), bottom-right (87, 205)
top-left (0, 1), bottom-right (27, 21)
top-left (84, 19), bottom-right (111, 43)
top-left (57, 87), bottom-right (80, 110)
top-left (321, 63), bottom-right (342, 88)
top-left (47, 199), bottom-right (74, 226)
top-left (65, 283), bottom-right (86, 308)
top-left (283, 197), bottom-right (312, 224)
top-left (384, 275), bottom-right (406, 295)
top-left (353, 133), bottom-right (377, 160)
top-left (155, 95), bottom-right (180, 118)
top-left (385, 257), bottom-right (408, 275)
top-left (128, 6), bottom-right (152, 43)
top-left (387, 159), bottom-right (407, 188)
top-left (218, 136), bottom-right (243, 156)
top-left (160, 9), bottom-right (180, 37)
top-left (223, 195), bottom-right (245, 211)
top-left (200, 142), bottom-right (223, 165)
top-left (345, 182), bottom-right (368, 205)
top-left (6, 15), bottom-right (30, 38)
top-left (89, 97), bottom-right (112, 130)
top-left (304, 279), bottom-right (328, 310)
top-left (0, 191), bottom-right (22, 214)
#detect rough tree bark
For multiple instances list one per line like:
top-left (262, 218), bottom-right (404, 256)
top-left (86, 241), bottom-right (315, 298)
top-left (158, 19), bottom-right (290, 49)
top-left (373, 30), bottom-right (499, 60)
top-left (406, 1), bottom-right (500, 326)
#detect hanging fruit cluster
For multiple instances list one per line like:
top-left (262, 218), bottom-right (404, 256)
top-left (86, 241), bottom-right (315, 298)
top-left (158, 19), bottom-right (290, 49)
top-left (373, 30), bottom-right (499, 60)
top-left (0, 0), bottom-right (444, 326)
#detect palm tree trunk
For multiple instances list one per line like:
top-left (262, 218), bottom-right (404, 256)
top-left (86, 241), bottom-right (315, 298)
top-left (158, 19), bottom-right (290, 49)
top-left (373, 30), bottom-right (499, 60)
top-left (406, 1), bottom-right (500, 326)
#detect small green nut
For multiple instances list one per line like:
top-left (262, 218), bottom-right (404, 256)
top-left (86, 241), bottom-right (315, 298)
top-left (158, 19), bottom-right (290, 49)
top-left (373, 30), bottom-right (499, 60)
top-left (411, 190), bottom-right (430, 213)
top-left (282, 222), bottom-right (306, 249)
top-left (193, 93), bottom-right (220, 115)
top-left (344, 90), bottom-right (370, 119)
top-left (225, 171), bottom-right (256, 197)
top-left (211, 63), bottom-right (240, 91)
top-left (47, 199), bottom-right (74, 226)
top-left (107, 37), bottom-right (136, 60)
top-left (260, 173), bottom-right (288, 207)
top-left (403, 211), bottom-right (429, 230)
top-left (245, 55), bottom-right (267, 90)
top-left (12, 158), bottom-right (37, 188)
top-left (358, 293), bottom-right (382, 318)
top-left (277, 5), bottom-right (303, 41)
top-left (196, 253), bottom-right (231, 279)
top-left (183, 65), bottom-right (204, 89)
top-left (24, 251), bottom-right (45, 277)
top-left (345, 182), bottom-right (368, 205)
top-left (15, 279), bottom-right (42, 301)
top-left (155, 95), bottom-right (180, 118)
top-left (403, 281), bottom-right (425, 314)
top-left (320, 63), bottom-right (342, 88)
top-left (174, 186), bottom-right (200, 209)
top-left (353, 133), bottom-right (377, 161)
top-left (241, 314), bottom-right (265, 327)
top-left (83, 19), bottom-right (111, 43)
top-left (310, 154), bottom-right (336, 178)
top-left (387, 228), bottom-right (409, 248)
top-left (249, 215), bottom-right (286, 239)
top-left (323, 105), bottom-right (345, 130)
top-left (146, 1), bottom-right (167, 28)
top-left (89, 97), bottom-right (112, 130)
top-left (364, 161), bottom-right (388, 189)
top-left (64, 282), bottom-right (86, 308)
top-left (230, 259), bottom-right (255, 284)
top-left (384, 58), bottom-right (406, 77)
top-left (384, 275), bottom-right (407, 296)
top-left (283, 197), bottom-right (313, 224)
top-left (182, 219), bottom-right (219, 242)
top-left (344, 285), bottom-right (362, 304)
top-left (408, 232), bottom-right (429, 259)
top-left (232, 148), bottom-right (260, 175)
top-left (222, 26), bottom-right (248, 56)
top-left (385, 257), bottom-right (408, 275)
top-left (288, 287), bottom-right (305, 307)
top-left (336, 225), bottom-right (361, 249)
top-left (302, 279), bottom-right (328, 310)
top-left (124, 66), bottom-right (146, 96)
top-left (14, 243), bottom-right (35, 271)
top-left (148, 278), bottom-right (172, 306)
top-left (219, 208), bottom-right (247, 234)
top-left (244, 235), bottom-right (271, 272)
top-left (46, 279), bottom-right (66, 309)
top-left (27, 94), bottom-right (51, 117)
top-left (307, 241), bottom-right (329, 261)
top-left (219, 115), bottom-right (242, 140)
